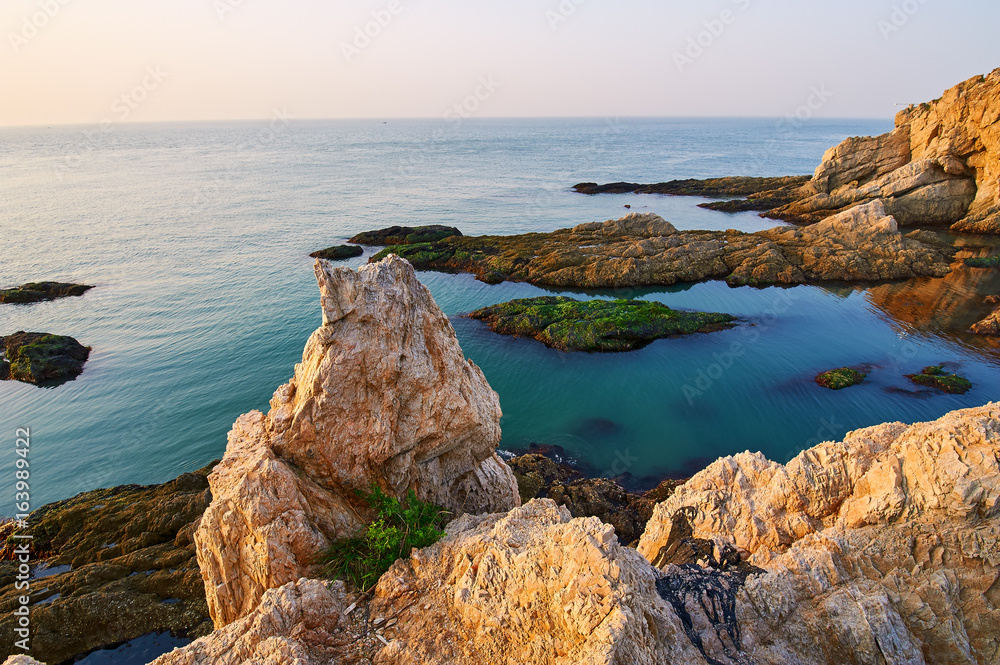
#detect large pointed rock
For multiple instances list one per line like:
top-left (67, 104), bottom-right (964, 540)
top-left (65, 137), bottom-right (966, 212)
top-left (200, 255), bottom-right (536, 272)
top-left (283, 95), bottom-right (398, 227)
top-left (194, 255), bottom-right (519, 627)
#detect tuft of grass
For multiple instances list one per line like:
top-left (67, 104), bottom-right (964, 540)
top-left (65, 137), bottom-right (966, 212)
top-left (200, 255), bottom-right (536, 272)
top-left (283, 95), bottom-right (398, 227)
top-left (319, 486), bottom-right (449, 592)
top-left (965, 256), bottom-right (1000, 269)
top-left (815, 367), bottom-right (866, 390)
top-left (905, 366), bottom-right (972, 395)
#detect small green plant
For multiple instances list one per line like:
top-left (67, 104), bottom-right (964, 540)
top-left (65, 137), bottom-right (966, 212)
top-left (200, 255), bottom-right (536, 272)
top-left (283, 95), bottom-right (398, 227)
top-left (319, 486), bottom-right (449, 591)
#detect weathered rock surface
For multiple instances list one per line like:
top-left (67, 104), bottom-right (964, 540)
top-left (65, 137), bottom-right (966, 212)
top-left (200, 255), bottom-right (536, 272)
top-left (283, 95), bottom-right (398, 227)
top-left (971, 301), bottom-right (1000, 334)
top-left (371, 499), bottom-right (707, 665)
top-left (150, 579), bottom-right (357, 665)
top-left (0, 282), bottom-right (93, 304)
top-left (638, 403), bottom-right (1000, 664)
top-left (0, 332), bottom-right (90, 385)
top-left (195, 255), bottom-right (519, 628)
top-left (0, 465), bottom-right (216, 664)
top-left (373, 205), bottom-right (952, 288)
top-left (770, 70), bottom-right (1000, 233)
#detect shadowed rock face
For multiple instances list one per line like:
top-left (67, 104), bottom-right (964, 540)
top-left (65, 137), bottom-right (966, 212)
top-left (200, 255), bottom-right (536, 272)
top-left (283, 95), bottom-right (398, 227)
top-left (0, 466), bottom-right (216, 664)
top-left (371, 206), bottom-right (952, 289)
top-left (194, 255), bottom-right (520, 628)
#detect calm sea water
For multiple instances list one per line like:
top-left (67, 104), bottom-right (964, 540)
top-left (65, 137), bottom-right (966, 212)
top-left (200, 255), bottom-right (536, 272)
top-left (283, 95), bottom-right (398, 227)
top-left (2, 117), bottom-right (999, 509)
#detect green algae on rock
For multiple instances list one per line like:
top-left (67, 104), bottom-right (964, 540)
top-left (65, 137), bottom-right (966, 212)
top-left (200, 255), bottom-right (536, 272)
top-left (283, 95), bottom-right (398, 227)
top-left (815, 367), bottom-right (867, 390)
top-left (0, 281), bottom-right (93, 304)
top-left (965, 256), bottom-right (1000, 268)
top-left (0, 464), bottom-right (217, 664)
top-left (469, 296), bottom-right (735, 352)
top-left (0, 331), bottom-right (90, 384)
top-left (905, 366), bottom-right (973, 394)
top-left (309, 244), bottom-right (364, 260)
top-left (348, 224), bottom-right (462, 246)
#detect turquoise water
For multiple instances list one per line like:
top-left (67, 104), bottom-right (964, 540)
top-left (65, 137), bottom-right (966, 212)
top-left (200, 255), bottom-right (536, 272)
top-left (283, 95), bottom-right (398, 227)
top-left (2, 117), bottom-right (998, 506)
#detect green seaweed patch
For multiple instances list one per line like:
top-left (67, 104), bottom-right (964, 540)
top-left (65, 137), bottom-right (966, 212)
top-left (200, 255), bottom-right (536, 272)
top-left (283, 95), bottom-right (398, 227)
top-left (319, 486), bottom-right (449, 592)
top-left (964, 256), bottom-right (1000, 269)
top-left (0, 282), bottom-right (94, 304)
top-left (470, 296), bottom-right (736, 352)
top-left (349, 225), bottom-right (462, 246)
top-left (815, 367), bottom-right (866, 390)
top-left (309, 245), bottom-right (364, 260)
top-left (371, 242), bottom-right (456, 266)
top-left (1, 331), bottom-right (91, 384)
top-left (905, 366), bottom-right (972, 395)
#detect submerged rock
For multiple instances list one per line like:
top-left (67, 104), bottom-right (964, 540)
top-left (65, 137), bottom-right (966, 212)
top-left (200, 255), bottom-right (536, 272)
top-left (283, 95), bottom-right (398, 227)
top-left (195, 255), bottom-right (519, 628)
top-left (814, 367), bottom-right (866, 390)
top-left (469, 296), bottom-right (735, 352)
top-left (905, 365), bottom-right (973, 394)
top-left (0, 331), bottom-right (90, 384)
top-left (372, 205), bottom-right (952, 288)
top-left (0, 465), bottom-right (215, 664)
top-left (308, 244), bottom-right (363, 260)
top-left (573, 175), bottom-right (810, 198)
top-left (348, 225), bottom-right (463, 245)
top-left (0, 282), bottom-right (93, 304)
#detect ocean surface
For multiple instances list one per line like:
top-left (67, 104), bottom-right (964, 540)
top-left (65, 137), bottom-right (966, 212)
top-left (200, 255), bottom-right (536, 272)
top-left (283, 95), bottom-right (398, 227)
top-left (3, 117), bottom-right (1000, 513)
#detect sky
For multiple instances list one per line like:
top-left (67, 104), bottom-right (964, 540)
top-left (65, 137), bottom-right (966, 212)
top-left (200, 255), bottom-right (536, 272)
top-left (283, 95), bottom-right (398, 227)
top-left (0, 0), bottom-right (996, 126)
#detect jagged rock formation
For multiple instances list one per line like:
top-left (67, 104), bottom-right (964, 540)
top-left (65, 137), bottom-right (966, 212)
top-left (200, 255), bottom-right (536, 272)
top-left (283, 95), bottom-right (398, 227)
top-left (151, 579), bottom-right (356, 665)
top-left (371, 500), bottom-right (705, 665)
top-left (770, 70), bottom-right (1000, 233)
top-left (194, 256), bottom-right (519, 628)
top-left (372, 205), bottom-right (951, 288)
top-left (0, 466), bottom-right (215, 664)
top-left (638, 403), bottom-right (1000, 664)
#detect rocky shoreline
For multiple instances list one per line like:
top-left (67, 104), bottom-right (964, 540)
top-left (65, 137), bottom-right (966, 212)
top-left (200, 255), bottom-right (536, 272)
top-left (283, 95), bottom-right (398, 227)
top-left (365, 202), bottom-right (952, 289)
top-left (578, 70), bottom-right (1000, 236)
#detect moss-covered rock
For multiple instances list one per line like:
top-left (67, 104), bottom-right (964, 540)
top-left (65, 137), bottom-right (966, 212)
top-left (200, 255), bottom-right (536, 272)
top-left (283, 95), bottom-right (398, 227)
top-left (309, 245), bottom-right (364, 260)
top-left (0, 331), bottom-right (90, 384)
top-left (815, 367), bottom-right (867, 390)
top-left (905, 366), bottom-right (973, 394)
top-left (0, 463), bottom-right (217, 663)
top-left (0, 282), bottom-right (93, 304)
top-left (348, 225), bottom-right (463, 246)
top-left (469, 296), bottom-right (735, 352)
top-left (965, 255), bottom-right (1000, 268)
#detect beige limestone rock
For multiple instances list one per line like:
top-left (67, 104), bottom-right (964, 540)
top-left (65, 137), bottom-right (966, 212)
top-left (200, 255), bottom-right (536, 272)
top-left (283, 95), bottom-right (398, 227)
top-left (971, 305), bottom-right (1000, 335)
top-left (370, 499), bottom-right (709, 665)
top-left (639, 403), bottom-right (1000, 664)
top-left (772, 69), bottom-right (1000, 232)
top-left (2, 657), bottom-right (45, 665)
top-left (195, 255), bottom-right (519, 627)
top-left (151, 579), bottom-right (350, 665)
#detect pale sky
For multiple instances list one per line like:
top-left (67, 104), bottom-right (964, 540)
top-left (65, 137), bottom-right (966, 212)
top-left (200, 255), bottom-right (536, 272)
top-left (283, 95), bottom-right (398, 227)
top-left (1, 0), bottom-right (996, 126)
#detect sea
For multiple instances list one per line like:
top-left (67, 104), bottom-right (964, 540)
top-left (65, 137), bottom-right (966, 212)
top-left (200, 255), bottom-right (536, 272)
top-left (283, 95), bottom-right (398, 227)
top-left (3, 116), bottom-right (999, 513)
